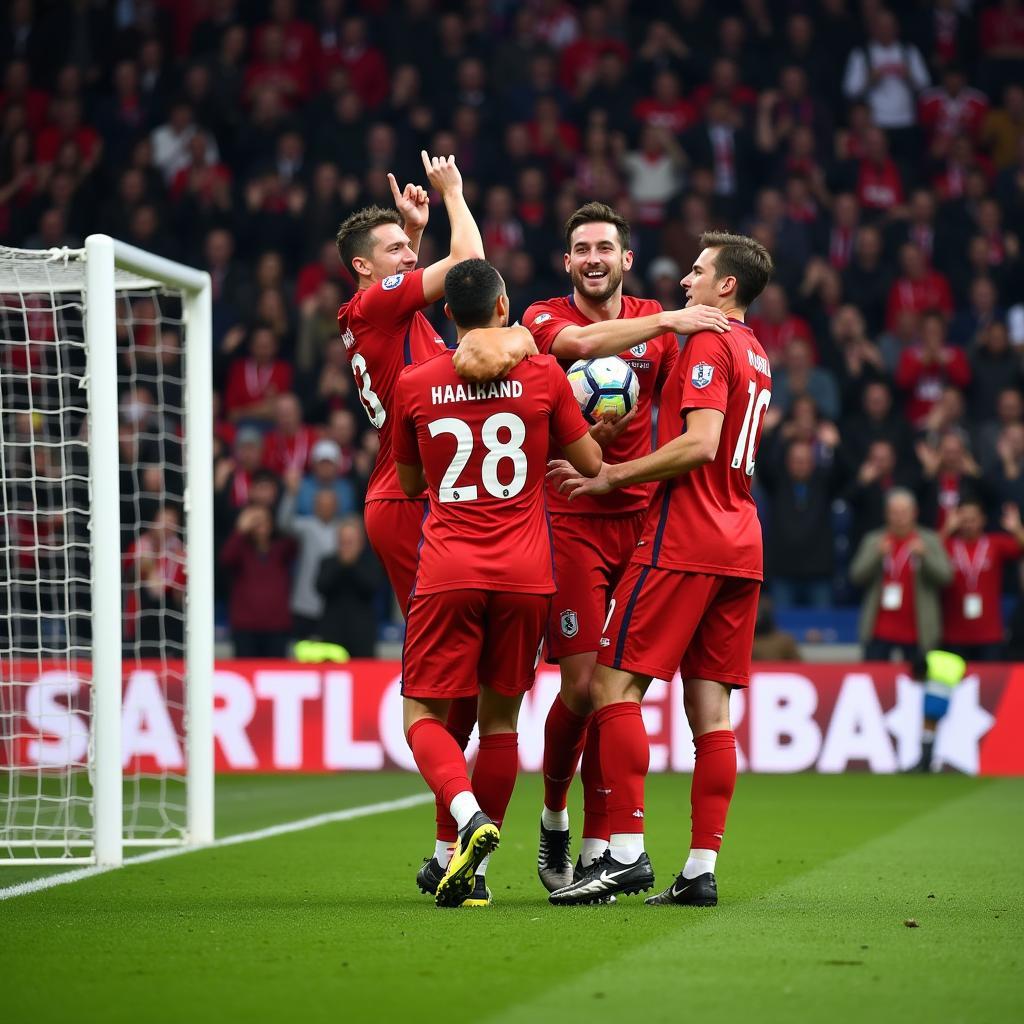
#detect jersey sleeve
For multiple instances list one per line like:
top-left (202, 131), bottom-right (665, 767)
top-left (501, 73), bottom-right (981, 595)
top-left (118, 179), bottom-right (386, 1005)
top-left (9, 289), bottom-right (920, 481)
top-left (995, 533), bottom-right (1024, 561)
top-left (525, 302), bottom-right (575, 356)
top-left (356, 269), bottom-right (427, 332)
top-left (546, 358), bottom-right (590, 448)
top-left (678, 331), bottom-right (731, 415)
top-left (391, 370), bottom-right (421, 465)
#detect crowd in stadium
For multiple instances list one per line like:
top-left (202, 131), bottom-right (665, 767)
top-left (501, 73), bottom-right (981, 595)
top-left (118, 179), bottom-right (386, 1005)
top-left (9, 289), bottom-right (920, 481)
top-left (3, 0), bottom-right (1024, 658)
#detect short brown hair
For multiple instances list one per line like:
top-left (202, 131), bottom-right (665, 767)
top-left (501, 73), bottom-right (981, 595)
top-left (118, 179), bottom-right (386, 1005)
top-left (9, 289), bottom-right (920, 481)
top-left (563, 201), bottom-right (630, 252)
top-left (335, 206), bottom-right (403, 275)
top-left (699, 231), bottom-right (773, 308)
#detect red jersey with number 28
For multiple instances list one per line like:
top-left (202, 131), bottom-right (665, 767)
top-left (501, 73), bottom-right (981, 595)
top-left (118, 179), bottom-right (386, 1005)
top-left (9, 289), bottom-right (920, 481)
top-left (338, 269), bottom-right (447, 501)
top-left (394, 351), bottom-right (589, 595)
top-left (523, 295), bottom-right (678, 516)
top-left (634, 321), bottom-right (771, 580)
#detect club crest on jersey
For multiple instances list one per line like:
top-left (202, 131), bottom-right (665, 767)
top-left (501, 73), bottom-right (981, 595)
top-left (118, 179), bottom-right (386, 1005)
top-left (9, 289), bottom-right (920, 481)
top-left (382, 274), bottom-right (405, 290)
top-left (533, 312), bottom-right (552, 325)
top-left (691, 362), bottom-right (714, 389)
top-left (560, 609), bottom-right (579, 638)
top-left (630, 343), bottom-right (647, 357)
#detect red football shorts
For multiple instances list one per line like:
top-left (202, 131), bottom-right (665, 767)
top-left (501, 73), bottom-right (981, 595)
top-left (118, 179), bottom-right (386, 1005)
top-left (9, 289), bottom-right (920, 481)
top-left (546, 512), bottom-right (645, 661)
top-left (598, 563), bottom-right (761, 687)
top-left (402, 589), bottom-right (550, 700)
top-left (364, 498), bottom-right (427, 613)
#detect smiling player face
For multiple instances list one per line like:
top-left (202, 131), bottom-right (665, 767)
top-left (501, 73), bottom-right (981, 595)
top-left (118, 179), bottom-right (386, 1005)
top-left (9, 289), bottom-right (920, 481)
top-left (565, 222), bottom-right (632, 303)
top-left (365, 223), bottom-right (418, 281)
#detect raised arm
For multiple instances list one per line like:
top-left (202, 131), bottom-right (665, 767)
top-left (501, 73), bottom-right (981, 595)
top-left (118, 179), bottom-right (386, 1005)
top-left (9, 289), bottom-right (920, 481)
top-left (418, 152), bottom-right (485, 304)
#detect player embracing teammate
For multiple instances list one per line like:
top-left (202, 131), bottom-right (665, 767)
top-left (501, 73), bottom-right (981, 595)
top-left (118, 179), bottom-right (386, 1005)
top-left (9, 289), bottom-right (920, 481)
top-left (336, 152), bottom-right (533, 893)
top-left (546, 232), bottom-right (774, 907)
top-left (466, 202), bottom-right (730, 892)
top-left (394, 260), bottom-right (601, 907)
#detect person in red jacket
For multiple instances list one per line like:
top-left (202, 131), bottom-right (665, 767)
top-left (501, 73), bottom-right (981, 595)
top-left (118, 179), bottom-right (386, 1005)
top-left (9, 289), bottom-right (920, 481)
top-left (885, 244), bottom-right (954, 330)
top-left (940, 499), bottom-right (1024, 661)
top-left (219, 504), bottom-right (297, 657)
top-left (224, 325), bottom-right (293, 424)
top-left (895, 311), bottom-right (970, 427)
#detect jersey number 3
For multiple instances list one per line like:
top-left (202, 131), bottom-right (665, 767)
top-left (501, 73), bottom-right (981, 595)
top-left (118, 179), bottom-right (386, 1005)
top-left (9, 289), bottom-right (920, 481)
top-left (351, 353), bottom-right (386, 428)
top-left (731, 382), bottom-right (771, 476)
top-left (429, 413), bottom-right (527, 503)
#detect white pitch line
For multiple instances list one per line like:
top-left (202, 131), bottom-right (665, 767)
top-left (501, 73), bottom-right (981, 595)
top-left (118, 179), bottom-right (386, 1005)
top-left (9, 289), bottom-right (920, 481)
top-left (0, 790), bottom-right (433, 902)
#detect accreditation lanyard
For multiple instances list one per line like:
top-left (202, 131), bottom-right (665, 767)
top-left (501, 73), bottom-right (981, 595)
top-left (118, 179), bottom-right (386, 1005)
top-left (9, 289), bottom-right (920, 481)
top-left (953, 537), bottom-right (989, 620)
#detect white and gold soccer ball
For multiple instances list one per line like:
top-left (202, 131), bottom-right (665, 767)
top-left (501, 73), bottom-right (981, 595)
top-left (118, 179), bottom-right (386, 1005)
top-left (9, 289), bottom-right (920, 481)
top-left (567, 356), bottom-right (640, 424)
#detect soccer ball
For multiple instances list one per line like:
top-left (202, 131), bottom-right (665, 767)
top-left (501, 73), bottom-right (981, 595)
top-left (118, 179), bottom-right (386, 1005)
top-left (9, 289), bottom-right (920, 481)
top-left (567, 356), bottom-right (640, 424)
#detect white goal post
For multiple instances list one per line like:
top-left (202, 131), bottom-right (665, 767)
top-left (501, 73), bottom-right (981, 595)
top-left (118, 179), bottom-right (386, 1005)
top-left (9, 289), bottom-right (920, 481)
top-left (0, 235), bottom-right (214, 866)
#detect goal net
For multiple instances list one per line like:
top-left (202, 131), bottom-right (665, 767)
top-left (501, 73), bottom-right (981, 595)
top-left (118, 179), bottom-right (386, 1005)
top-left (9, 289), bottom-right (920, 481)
top-left (0, 237), bottom-right (213, 865)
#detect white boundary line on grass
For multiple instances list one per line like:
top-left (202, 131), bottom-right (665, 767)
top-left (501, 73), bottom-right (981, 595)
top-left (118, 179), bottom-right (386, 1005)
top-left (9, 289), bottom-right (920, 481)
top-left (0, 791), bottom-right (433, 902)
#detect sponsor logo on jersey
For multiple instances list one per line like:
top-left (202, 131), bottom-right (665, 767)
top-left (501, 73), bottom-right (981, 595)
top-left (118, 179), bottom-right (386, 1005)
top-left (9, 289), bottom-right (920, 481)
top-left (560, 609), bottom-right (579, 638)
top-left (341, 328), bottom-right (356, 350)
top-left (533, 312), bottom-right (552, 324)
top-left (599, 637), bottom-right (611, 647)
top-left (382, 274), bottom-right (405, 290)
top-left (630, 343), bottom-right (647, 357)
top-left (433, 336), bottom-right (445, 347)
top-left (691, 362), bottom-right (714, 389)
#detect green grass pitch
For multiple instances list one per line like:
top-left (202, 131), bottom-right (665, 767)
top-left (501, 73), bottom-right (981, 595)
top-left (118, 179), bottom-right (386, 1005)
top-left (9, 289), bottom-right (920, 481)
top-left (2, 772), bottom-right (1022, 1023)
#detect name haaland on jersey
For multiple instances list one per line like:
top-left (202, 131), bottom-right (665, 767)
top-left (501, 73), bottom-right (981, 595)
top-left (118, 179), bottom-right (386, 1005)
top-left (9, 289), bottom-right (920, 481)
top-left (430, 380), bottom-right (525, 404)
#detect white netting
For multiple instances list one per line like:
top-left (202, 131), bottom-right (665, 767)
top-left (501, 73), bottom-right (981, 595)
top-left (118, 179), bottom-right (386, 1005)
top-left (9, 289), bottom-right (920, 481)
top-left (0, 246), bottom-right (191, 861)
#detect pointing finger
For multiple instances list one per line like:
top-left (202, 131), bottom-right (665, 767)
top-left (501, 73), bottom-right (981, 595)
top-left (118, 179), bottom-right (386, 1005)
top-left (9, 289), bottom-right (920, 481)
top-left (387, 172), bottom-right (402, 202)
top-left (420, 150), bottom-right (431, 173)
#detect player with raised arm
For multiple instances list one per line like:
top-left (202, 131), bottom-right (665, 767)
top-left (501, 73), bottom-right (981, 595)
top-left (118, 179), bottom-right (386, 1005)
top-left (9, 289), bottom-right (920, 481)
top-left (394, 259), bottom-right (601, 907)
top-left (465, 202), bottom-right (730, 894)
top-left (546, 232), bottom-right (774, 907)
top-left (336, 152), bottom-right (535, 893)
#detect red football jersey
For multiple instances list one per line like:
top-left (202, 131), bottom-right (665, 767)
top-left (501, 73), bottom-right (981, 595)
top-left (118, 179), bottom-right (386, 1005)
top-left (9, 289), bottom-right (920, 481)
top-left (337, 269), bottom-right (447, 501)
top-left (523, 295), bottom-right (678, 516)
top-left (942, 533), bottom-right (1022, 645)
top-left (634, 321), bottom-right (771, 580)
top-left (393, 351), bottom-right (589, 595)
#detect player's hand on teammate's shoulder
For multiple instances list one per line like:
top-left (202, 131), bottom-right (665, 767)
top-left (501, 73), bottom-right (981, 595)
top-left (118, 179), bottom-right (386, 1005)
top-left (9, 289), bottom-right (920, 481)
top-left (420, 150), bottom-right (463, 197)
top-left (546, 458), bottom-right (614, 499)
top-left (453, 325), bottom-right (538, 383)
top-left (589, 406), bottom-right (637, 450)
top-left (388, 172), bottom-right (429, 230)
top-left (662, 305), bottom-right (730, 336)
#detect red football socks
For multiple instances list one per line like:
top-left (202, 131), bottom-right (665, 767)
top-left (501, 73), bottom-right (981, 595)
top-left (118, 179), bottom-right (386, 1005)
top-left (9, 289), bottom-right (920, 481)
top-left (596, 701), bottom-right (649, 837)
top-left (407, 718), bottom-right (472, 831)
top-left (542, 695), bottom-right (589, 812)
top-left (471, 732), bottom-right (519, 828)
top-left (580, 719), bottom-right (610, 840)
top-left (433, 697), bottom-right (478, 842)
top-left (691, 729), bottom-right (737, 852)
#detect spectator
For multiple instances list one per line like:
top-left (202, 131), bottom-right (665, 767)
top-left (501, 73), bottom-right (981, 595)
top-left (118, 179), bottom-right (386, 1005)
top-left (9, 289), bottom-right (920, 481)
top-left (750, 595), bottom-right (801, 661)
top-left (994, 421), bottom-right (1024, 509)
top-left (219, 504), bottom-right (296, 657)
top-left (969, 323), bottom-right (1024, 423)
top-left (224, 325), bottom-right (294, 425)
top-left (295, 438), bottom-right (355, 516)
top-left (940, 499), bottom-right (1024, 661)
top-left (885, 245), bottom-right (955, 331)
top-left (278, 478), bottom-right (342, 640)
top-left (772, 338), bottom-right (840, 422)
top-left (895, 311), bottom-right (970, 428)
top-left (748, 282), bottom-right (815, 363)
top-left (842, 225), bottom-right (891, 335)
top-left (850, 487), bottom-right (952, 661)
top-left (758, 440), bottom-right (839, 608)
top-left (982, 83), bottom-right (1024, 172)
top-left (828, 304), bottom-right (887, 415)
top-left (124, 505), bottom-right (186, 659)
top-left (915, 429), bottom-right (991, 529)
top-left (315, 515), bottom-right (385, 656)
top-left (975, 387), bottom-right (1024, 473)
top-left (951, 277), bottom-right (1006, 348)
top-left (842, 380), bottom-right (915, 466)
top-left (262, 393), bottom-right (319, 477)
top-left (844, 439), bottom-right (921, 550)
top-left (842, 9), bottom-right (930, 152)
top-left (918, 64), bottom-right (989, 150)
top-left (853, 127), bottom-right (906, 217)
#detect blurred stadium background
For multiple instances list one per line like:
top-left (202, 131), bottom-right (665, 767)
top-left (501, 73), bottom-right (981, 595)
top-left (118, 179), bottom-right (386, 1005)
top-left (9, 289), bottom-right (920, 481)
top-left (1, 1), bottom-right (1023, 1020)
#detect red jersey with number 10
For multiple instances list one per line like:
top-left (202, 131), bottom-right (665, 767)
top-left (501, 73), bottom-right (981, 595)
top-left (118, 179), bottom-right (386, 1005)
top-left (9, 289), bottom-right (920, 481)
top-left (394, 351), bottom-right (589, 595)
top-left (523, 295), bottom-right (678, 516)
top-left (338, 269), bottom-right (447, 501)
top-left (634, 321), bottom-right (771, 580)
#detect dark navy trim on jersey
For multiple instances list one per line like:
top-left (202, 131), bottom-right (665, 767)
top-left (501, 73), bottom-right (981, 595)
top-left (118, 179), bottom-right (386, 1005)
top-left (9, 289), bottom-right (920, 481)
top-left (402, 324), bottom-right (413, 366)
top-left (406, 499), bottom-right (430, 605)
top-left (613, 565), bottom-right (651, 669)
top-left (728, 318), bottom-right (754, 332)
top-left (649, 482), bottom-right (674, 568)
